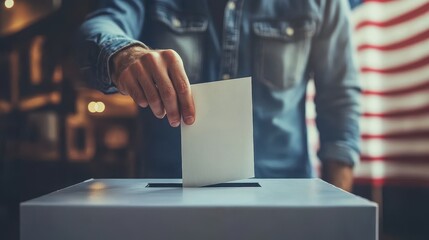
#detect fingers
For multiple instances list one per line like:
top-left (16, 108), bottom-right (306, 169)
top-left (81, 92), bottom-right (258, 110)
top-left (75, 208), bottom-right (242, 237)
top-left (116, 68), bottom-right (148, 108)
top-left (163, 50), bottom-right (195, 125)
top-left (148, 51), bottom-right (181, 127)
top-left (115, 48), bottom-right (195, 127)
top-left (131, 60), bottom-right (166, 119)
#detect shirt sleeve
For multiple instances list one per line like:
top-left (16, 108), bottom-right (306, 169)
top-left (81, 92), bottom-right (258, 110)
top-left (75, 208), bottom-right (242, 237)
top-left (310, 0), bottom-right (361, 166)
top-left (77, 0), bottom-right (147, 93)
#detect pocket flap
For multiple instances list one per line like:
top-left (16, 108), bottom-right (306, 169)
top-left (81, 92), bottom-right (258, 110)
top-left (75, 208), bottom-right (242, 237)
top-left (154, 5), bottom-right (208, 33)
top-left (253, 18), bottom-right (316, 41)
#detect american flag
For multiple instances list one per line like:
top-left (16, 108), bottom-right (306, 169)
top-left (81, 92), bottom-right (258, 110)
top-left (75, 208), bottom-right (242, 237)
top-left (307, 0), bottom-right (429, 187)
top-left (351, 0), bottom-right (429, 187)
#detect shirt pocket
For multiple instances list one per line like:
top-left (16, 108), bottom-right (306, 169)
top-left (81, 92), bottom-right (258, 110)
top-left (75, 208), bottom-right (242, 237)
top-left (252, 18), bottom-right (316, 90)
top-left (153, 4), bottom-right (208, 33)
top-left (149, 3), bottom-right (209, 83)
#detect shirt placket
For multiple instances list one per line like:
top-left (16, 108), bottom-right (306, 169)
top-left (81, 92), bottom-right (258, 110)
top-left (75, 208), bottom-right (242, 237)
top-left (220, 0), bottom-right (243, 80)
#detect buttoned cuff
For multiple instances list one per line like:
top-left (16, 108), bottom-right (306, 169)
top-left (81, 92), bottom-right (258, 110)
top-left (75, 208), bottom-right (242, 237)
top-left (96, 36), bottom-right (148, 93)
top-left (317, 142), bottom-right (360, 167)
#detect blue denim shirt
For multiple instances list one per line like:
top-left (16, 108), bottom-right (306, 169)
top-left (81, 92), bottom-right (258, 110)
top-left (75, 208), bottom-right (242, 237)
top-left (78, 0), bottom-right (360, 178)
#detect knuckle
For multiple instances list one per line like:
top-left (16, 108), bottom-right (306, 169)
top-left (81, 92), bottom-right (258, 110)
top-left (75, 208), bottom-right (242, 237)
top-left (162, 49), bottom-right (182, 64)
top-left (144, 90), bottom-right (157, 102)
top-left (162, 49), bottom-right (177, 58)
top-left (127, 85), bottom-right (137, 97)
top-left (136, 75), bottom-right (148, 87)
top-left (132, 84), bottom-right (141, 94)
top-left (145, 94), bottom-right (156, 104)
top-left (166, 103), bottom-right (179, 113)
top-left (117, 83), bottom-right (129, 95)
top-left (181, 103), bottom-right (192, 115)
top-left (128, 62), bottom-right (143, 76)
top-left (130, 89), bottom-right (146, 107)
top-left (116, 83), bottom-right (126, 93)
top-left (162, 87), bottom-right (176, 102)
top-left (141, 52), bottom-right (159, 65)
top-left (116, 70), bottom-right (131, 87)
top-left (180, 97), bottom-right (195, 116)
top-left (148, 95), bottom-right (162, 107)
top-left (127, 60), bottom-right (139, 68)
top-left (131, 89), bottom-right (141, 99)
top-left (176, 80), bottom-right (190, 95)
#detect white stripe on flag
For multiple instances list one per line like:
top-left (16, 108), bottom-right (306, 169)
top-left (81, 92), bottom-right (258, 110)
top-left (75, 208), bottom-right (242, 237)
top-left (362, 92), bottom-right (429, 113)
top-left (352, 0), bottom-right (426, 25)
top-left (354, 161), bottom-right (429, 179)
top-left (361, 114), bottom-right (429, 135)
top-left (357, 38), bottom-right (429, 69)
top-left (360, 68), bottom-right (429, 91)
top-left (361, 138), bottom-right (429, 157)
top-left (353, 9), bottom-right (429, 47)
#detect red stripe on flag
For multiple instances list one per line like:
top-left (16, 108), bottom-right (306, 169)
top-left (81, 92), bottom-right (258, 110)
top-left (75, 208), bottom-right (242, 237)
top-left (353, 0), bottom-right (429, 186)
top-left (306, 94), bottom-right (314, 101)
top-left (361, 130), bottom-right (429, 140)
top-left (363, 104), bottom-right (429, 118)
top-left (361, 155), bottom-right (429, 163)
top-left (362, 80), bottom-right (429, 96)
top-left (306, 119), bottom-right (316, 126)
top-left (361, 54), bottom-right (429, 74)
top-left (356, 1), bottom-right (429, 30)
top-left (363, 0), bottom-right (396, 3)
top-left (358, 28), bottom-right (429, 51)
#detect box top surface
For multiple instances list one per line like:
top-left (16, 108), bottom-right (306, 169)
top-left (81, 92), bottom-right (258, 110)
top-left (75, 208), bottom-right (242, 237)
top-left (21, 179), bottom-right (376, 208)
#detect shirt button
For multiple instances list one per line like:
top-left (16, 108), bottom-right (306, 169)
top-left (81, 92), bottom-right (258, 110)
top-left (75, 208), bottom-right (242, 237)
top-left (172, 17), bottom-right (181, 28)
top-left (222, 74), bottom-right (230, 80)
top-left (286, 27), bottom-right (294, 36)
top-left (227, 1), bottom-right (236, 10)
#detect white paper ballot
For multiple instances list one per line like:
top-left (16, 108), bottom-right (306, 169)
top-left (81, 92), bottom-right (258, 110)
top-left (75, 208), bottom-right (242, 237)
top-left (181, 77), bottom-right (254, 187)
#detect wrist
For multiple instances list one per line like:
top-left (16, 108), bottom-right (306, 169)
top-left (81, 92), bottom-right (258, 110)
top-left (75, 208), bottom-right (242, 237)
top-left (322, 160), bottom-right (354, 191)
top-left (110, 45), bottom-right (149, 86)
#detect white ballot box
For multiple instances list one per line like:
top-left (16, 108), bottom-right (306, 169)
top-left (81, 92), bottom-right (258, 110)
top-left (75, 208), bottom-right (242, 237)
top-left (20, 179), bottom-right (377, 240)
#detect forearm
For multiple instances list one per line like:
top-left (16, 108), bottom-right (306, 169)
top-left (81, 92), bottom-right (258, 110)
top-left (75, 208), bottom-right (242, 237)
top-left (311, 0), bottom-right (361, 169)
top-left (317, 88), bottom-right (359, 192)
top-left (77, 0), bottom-right (146, 93)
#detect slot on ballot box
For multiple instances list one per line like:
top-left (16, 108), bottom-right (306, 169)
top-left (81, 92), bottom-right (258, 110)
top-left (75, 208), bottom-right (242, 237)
top-left (145, 182), bottom-right (261, 188)
top-left (20, 178), bottom-right (377, 240)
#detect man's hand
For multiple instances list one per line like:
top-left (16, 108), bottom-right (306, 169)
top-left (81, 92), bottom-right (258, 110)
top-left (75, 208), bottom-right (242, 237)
top-left (321, 161), bottom-right (354, 192)
top-left (111, 45), bottom-right (195, 127)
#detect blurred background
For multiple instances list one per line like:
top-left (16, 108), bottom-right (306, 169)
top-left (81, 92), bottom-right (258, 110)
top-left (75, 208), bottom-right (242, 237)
top-left (0, 1), bottom-right (140, 239)
top-left (0, 0), bottom-right (428, 239)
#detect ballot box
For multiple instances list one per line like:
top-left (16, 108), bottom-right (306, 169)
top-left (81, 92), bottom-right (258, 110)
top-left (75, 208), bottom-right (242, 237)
top-left (20, 178), bottom-right (377, 240)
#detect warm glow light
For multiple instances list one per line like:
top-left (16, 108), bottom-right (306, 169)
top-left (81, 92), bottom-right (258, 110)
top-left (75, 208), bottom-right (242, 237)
top-left (89, 182), bottom-right (106, 191)
top-left (5, 0), bottom-right (14, 8)
top-left (88, 101), bottom-right (105, 113)
top-left (96, 101), bottom-right (105, 113)
top-left (88, 101), bottom-right (97, 113)
top-left (30, 36), bottom-right (45, 84)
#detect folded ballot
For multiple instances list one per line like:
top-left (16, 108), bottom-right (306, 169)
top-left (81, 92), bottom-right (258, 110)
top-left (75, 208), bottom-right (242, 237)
top-left (181, 77), bottom-right (254, 187)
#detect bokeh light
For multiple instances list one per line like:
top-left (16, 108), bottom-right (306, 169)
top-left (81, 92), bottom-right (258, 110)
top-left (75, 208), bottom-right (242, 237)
top-left (88, 101), bottom-right (106, 113)
top-left (4, 0), bottom-right (14, 9)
